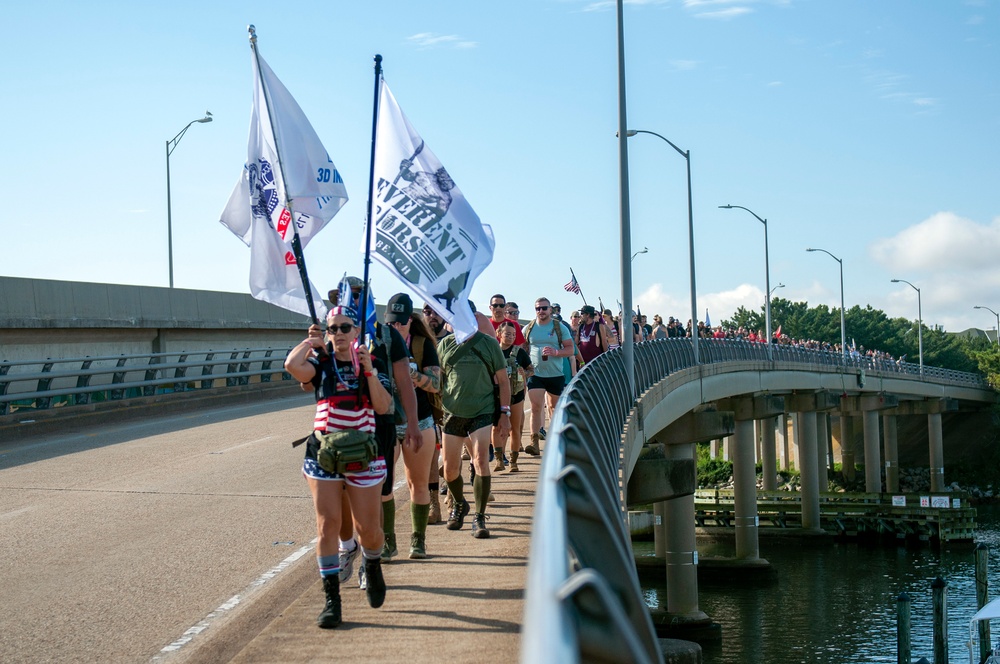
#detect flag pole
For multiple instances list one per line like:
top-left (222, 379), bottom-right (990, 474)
top-left (358, 53), bottom-right (383, 346)
top-left (570, 267), bottom-right (588, 305)
top-left (248, 25), bottom-right (320, 326)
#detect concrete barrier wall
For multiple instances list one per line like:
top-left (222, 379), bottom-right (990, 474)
top-left (0, 276), bottom-right (387, 361)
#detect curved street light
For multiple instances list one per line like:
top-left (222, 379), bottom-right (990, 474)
top-left (974, 305), bottom-right (1000, 346)
top-left (631, 246), bottom-right (648, 261)
top-left (626, 129), bottom-right (699, 364)
top-left (807, 247), bottom-right (847, 360)
top-left (769, 283), bottom-right (785, 297)
top-left (720, 204), bottom-right (772, 359)
top-left (891, 278), bottom-right (923, 375)
top-left (166, 111), bottom-right (213, 288)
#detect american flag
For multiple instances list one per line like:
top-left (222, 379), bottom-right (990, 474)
top-left (564, 273), bottom-right (581, 294)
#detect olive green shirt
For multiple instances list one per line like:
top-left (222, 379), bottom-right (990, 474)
top-left (437, 332), bottom-right (505, 419)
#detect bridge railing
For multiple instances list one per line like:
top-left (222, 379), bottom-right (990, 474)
top-left (0, 347), bottom-right (295, 416)
top-left (521, 337), bottom-right (989, 663)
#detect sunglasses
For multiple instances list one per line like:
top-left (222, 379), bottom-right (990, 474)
top-left (490, 302), bottom-right (506, 309)
top-left (422, 307), bottom-right (436, 316)
top-left (327, 323), bottom-right (355, 334)
top-left (508, 310), bottom-right (519, 315)
top-left (535, 305), bottom-right (550, 311)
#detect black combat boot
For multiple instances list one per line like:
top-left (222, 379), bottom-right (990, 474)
top-left (317, 575), bottom-right (342, 628)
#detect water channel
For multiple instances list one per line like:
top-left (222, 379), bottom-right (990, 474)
top-left (639, 504), bottom-right (1000, 663)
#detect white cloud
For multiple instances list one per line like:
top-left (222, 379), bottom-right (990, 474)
top-left (670, 59), bottom-right (699, 71)
top-left (406, 33), bottom-right (478, 49)
top-left (695, 7), bottom-right (753, 19)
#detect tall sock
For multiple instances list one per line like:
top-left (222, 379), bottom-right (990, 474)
top-left (428, 482), bottom-right (439, 494)
top-left (318, 554), bottom-right (340, 579)
top-left (339, 536), bottom-right (357, 552)
top-left (361, 546), bottom-right (381, 561)
top-left (446, 476), bottom-right (466, 506)
top-left (474, 474), bottom-right (492, 515)
top-left (411, 502), bottom-right (430, 536)
top-left (382, 498), bottom-right (396, 536)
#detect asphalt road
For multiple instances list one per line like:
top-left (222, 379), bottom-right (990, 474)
top-left (0, 393), bottom-right (321, 663)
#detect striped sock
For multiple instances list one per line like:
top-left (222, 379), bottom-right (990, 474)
top-left (318, 554), bottom-right (340, 579)
top-left (362, 546), bottom-right (382, 561)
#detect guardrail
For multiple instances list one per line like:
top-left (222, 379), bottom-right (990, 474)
top-left (521, 337), bottom-right (990, 663)
top-left (0, 347), bottom-right (294, 416)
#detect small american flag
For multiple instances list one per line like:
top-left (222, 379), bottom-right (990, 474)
top-left (564, 273), bottom-right (581, 294)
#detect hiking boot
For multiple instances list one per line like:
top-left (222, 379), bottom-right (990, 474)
top-left (471, 513), bottom-right (491, 539)
top-left (446, 499), bottom-right (470, 530)
top-left (509, 451), bottom-right (520, 473)
top-left (338, 544), bottom-right (359, 584)
top-left (317, 576), bottom-right (342, 629)
top-left (363, 557), bottom-right (386, 608)
top-left (493, 456), bottom-right (506, 473)
top-left (428, 493), bottom-right (442, 525)
top-left (524, 434), bottom-right (541, 456)
top-left (409, 533), bottom-right (427, 559)
top-left (380, 533), bottom-right (397, 562)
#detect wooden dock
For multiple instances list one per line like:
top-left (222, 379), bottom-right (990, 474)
top-left (692, 489), bottom-right (977, 543)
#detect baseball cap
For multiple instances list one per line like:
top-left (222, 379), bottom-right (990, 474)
top-left (385, 293), bottom-right (414, 323)
top-left (328, 276), bottom-right (364, 305)
top-left (580, 305), bottom-right (596, 316)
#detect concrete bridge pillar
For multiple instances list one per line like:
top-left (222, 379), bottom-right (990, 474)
top-left (733, 418), bottom-right (760, 561)
top-left (722, 436), bottom-right (732, 462)
top-left (760, 415), bottom-right (778, 491)
top-left (777, 414), bottom-right (789, 472)
top-left (863, 409), bottom-right (882, 493)
top-left (816, 412), bottom-right (829, 492)
top-left (929, 412), bottom-right (945, 492)
top-left (883, 415), bottom-right (899, 493)
top-left (795, 412), bottom-right (822, 531)
top-left (790, 413), bottom-right (801, 471)
top-left (663, 443), bottom-right (706, 621)
top-left (710, 439), bottom-right (721, 459)
top-left (753, 419), bottom-right (762, 464)
top-left (840, 414), bottom-right (856, 481)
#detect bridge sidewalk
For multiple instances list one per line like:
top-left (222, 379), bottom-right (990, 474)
top-left (218, 454), bottom-right (539, 664)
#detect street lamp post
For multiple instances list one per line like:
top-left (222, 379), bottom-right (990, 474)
top-left (631, 246), bottom-right (648, 261)
top-left (974, 305), bottom-right (1000, 346)
top-left (625, 129), bottom-right (699, 364)
top-left (891, 278), bottom-right (923, 375)
top-left (166, 111), bottom-right (213, 288)
top-left (720, 204), bottom-right (772, 359)
top-left (770, 283), bottom-right (785, 297)
top-left (807, 247), bottom-right (847, 360)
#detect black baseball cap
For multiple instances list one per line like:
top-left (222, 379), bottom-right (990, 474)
top-left (386, 293), bottom-right (413, 323)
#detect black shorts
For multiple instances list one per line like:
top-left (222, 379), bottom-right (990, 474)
top-left (526, 374), bottom-right (566, 397)
top-left (442, 412), bottom-right (493, 438)
top-left (512, 390), bottom-right (525, 406)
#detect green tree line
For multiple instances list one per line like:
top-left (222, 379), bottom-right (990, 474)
top-left (721, 298), bottom-right (1000, 387)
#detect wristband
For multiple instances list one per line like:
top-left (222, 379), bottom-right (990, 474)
top-left (364, 370), bottom-right (375, 378)
top-left (499, 406), bottom-right (511, 414)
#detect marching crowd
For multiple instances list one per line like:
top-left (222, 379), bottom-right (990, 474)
top-left (284, 282), bottom-right (902, 629)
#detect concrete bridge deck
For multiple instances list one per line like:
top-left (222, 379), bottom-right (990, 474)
top-left (173, 454), bottom-right (537, 664)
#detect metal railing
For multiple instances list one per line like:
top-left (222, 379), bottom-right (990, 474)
top-left (521, 338), bottom-right (991, 663)
top-left (0, 347), bottom-right (295, 416)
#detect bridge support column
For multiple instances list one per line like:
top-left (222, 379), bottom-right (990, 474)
top-left (722, 436), bottom-right (732, 462)
top-left (760, 415), bottom-right (777, 491)
top-left (816, 412), bottom-right (829, 492)
top-left (929, 413), bottom-right (945, 492)
top-left (796, 412), bottom-right (822, 531)
top-left (653, 501), bottom-right (666, 557)
top-left (840, 415), bottom-right (856, 481)
top-left (790, 413), bottom-right (801, 471)
top-left (663, 442), bottom-right (708, 622)
top-left (777, 414), bottom-right (789, 471)
top-left (711, 439), bottom-right (721, 459)
top-left (734, 418), bottom-right (760, 560)
top-left (883, 415), bottom-right (899, 493)
top-left (863, 409), bottom-right (882, 493)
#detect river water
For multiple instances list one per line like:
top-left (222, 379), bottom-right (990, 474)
top-left (639, 504), bottom-right (1000, 664)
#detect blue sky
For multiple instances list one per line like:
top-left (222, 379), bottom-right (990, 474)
top-left (3, 0), bottom-right (998, 334)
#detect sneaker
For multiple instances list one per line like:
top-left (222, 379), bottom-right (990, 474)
top-left (461, 449), bottom-right (471, 461)
top-left (409, 533), bottom-right (427, 559)
top-left (363, 557), bottom-right (386, 608)
top-left (471, 513), bottom-right (491, 539)
top-left (381, 533), bottom-right (397, 562)
top-left (358, 563), bottom-right (367, 590)
top-left (488, 445), bottom-right (495, 462)
top-left (539, 427), bottom-right (547, 440)
top-left (446, 499), bottom-right (470, 530)
top-left (338, 544), bottom-right (359, 584)
top-left (440, 484), bottom-right (449, 495)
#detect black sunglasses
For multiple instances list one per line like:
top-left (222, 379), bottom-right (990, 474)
top-left (490, 302), bottom-right (506, 308)
top-left (327, 323), bottom-right (355, 334)
top-left (535, 305), bottom-right (550, 311)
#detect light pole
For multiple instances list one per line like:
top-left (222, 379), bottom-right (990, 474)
top-left (626, 129), bottom-right (699, 364)
top-left (891, 278), bottom-right (923, 375)
top-left (770, 283), bottom-right (785, 297)
top-left (974, 305), bottom-right (1000, 346)
top-left (166, 111), bottom-right (213, 288)
top-left (720, 204), bottom-right (772, 359)
top-left (807, 247), bottom-right (847, 360)
top-left (631, 246), bottom-right (648, 261)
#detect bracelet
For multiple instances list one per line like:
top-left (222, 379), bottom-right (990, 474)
top-left (499, 406), bottom-right (511, 414)
top-left (364, 370), bottom-right (375, 378)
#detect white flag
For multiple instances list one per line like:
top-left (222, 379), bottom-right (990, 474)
top-left (369, 80), bottom-right (494, 343)
top-left (220, 48), bottom-right (348, 318)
